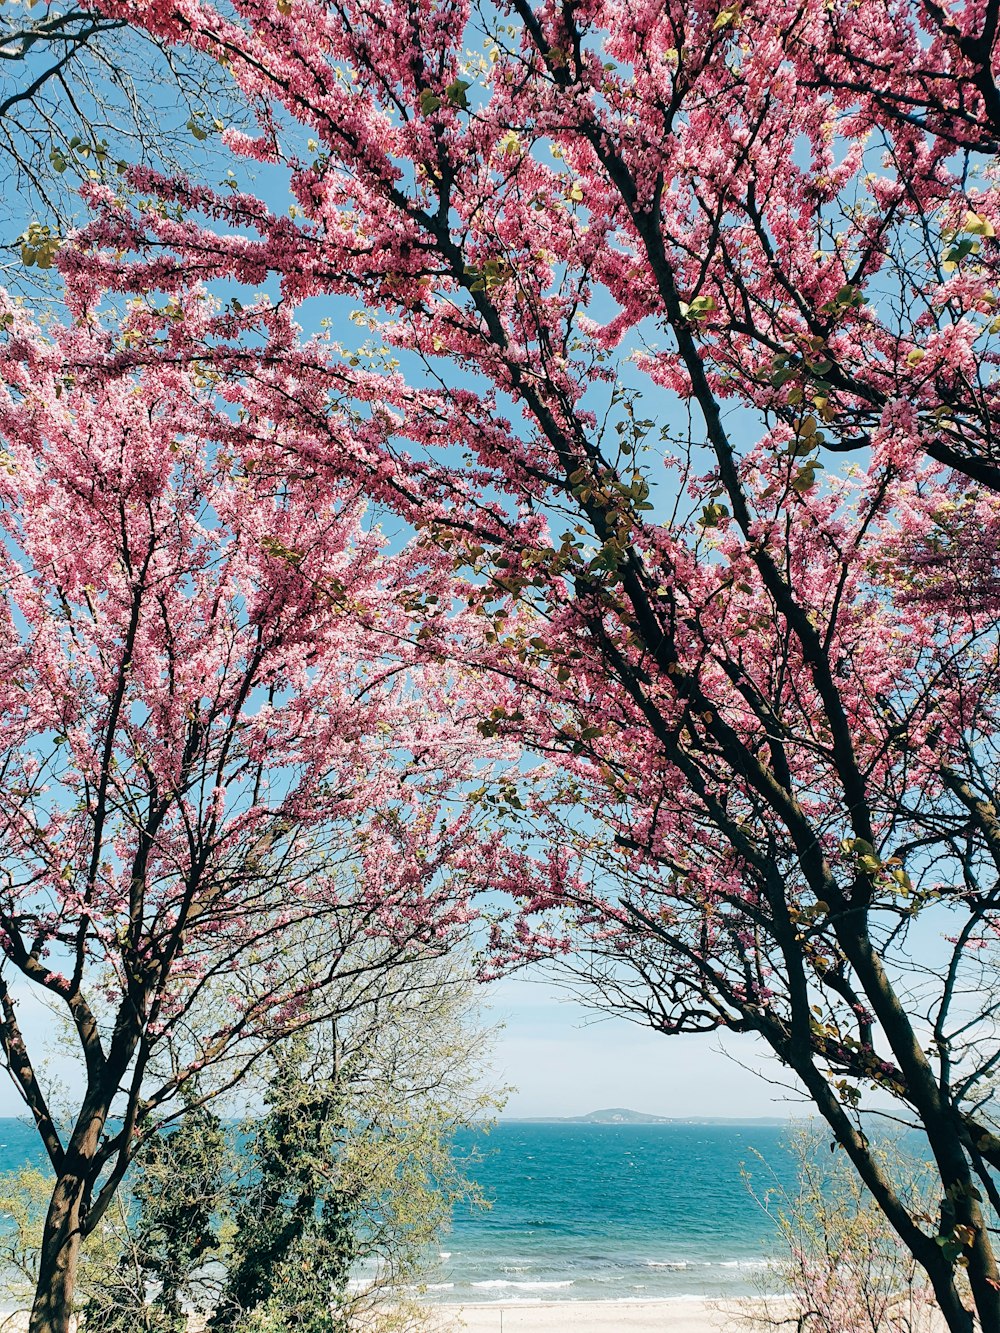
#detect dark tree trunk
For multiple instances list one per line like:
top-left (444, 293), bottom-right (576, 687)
top-left (29, 1168), bottom-right (88, 1333)
top-left (29, 1100), bottom-right (108, 1333)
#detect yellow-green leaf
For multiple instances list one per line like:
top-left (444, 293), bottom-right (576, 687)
top-left (964, 210), bottom-right (996, 238)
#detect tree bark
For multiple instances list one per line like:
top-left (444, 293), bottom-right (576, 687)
top-left (28, 1169), bottom-right (88, 1333)
top-left (29, 1099), bottom-right (108, 1333)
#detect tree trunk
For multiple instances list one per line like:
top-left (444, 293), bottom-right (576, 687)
top-left (29, 1096), bottom-right (109, 1333)
top-left (28, 1169), bottom-right (88, 1333)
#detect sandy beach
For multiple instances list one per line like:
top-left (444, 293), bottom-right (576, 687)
top-left (0, 1303), bottom-right (772, 1333)
top-left (426, 1298), bottom-right (954, 1333)
top-left (0, 1296), bottom-right (952, 1332)
top-left (427, 1298), bottom-right (793, 1332)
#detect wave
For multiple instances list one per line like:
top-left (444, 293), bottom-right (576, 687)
top-left (471, 1280), bottom-right (575, 1291)
top-left (643, 1257), bottom-right (771, 1271)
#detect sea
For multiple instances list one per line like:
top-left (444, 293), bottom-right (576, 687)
top-left (0, 1117), bottom-right (799, 1307)
top-left (425, 1120), bottom-right (798, 1304)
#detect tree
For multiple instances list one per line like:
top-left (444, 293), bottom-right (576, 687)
top-left (0, 293), bottom-right (500, 1333)
top-left (82, 1098), bottom-right (228, 1333)
top-left (211, 957), bottom-right (497, 1333)
top-left (212, 1038), bottom-right (358, 1333)
top-left (23, 0), bottom-right (1000, 1326)
top-left (0, 1161), bottom-right (137, 1321)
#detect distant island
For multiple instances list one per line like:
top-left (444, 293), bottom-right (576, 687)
top-left (509, 1106), bottom-right (789, 1125)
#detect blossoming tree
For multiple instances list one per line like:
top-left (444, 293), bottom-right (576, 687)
top-left (0, 295), bottom-right (500, 1333)
top-left (21, 0), bottom-right (1000, 1326)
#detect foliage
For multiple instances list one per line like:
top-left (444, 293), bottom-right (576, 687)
top-left (214, 963), bottom-right (496, 1333)
top-left (0, 1166), bottom-right (56, 1306)
top-left (11, 0), bottom-right (1000, 1326)
top-left (0, 0), bottom-right (241, 279)
top-left (0, 1164), bottom-right (146, 1322)
top-left (0, 960), bottom-right (497, 1332)
top-left (211, 1043), bottom-right (358, 1333)
top-left (82, 1102), bottom-right (228, 1333)
top-left (744, 1127), bottom-right (942, 1333)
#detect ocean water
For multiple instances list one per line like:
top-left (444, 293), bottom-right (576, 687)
top-left (0, 1117), bottom-right (799, 1306)
top-left (425, 1121), bottom-right (798, 1304)
top-left (0, 1118), bottom-right (43, 1174)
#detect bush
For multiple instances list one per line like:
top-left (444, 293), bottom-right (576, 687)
top-left (743, 1126), bottom-right (943, 1333)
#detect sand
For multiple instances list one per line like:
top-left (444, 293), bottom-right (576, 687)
top-left (426, 1298), bottom-right (793, 1333)
top-left (0, 1305), bottom-right (768, 1333)
top-left (0, 1303), bottom-right (762, 1333)
top-left (0, 1295), bottom-right (949, 1333)
top-left (425, 1298), bottom-right (956, 1333)
top-left (0, 1299), bottom-right (777, 1333)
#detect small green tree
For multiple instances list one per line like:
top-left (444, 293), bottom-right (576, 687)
top-left (82, 1103), bottom-right (228, 1333)
top-left (215, 960), bottom-right (500, 1333)
top-left (212, 1036), bottom-right (358, 1333)
top-left (0, 1166), bottom-right (57, 1309)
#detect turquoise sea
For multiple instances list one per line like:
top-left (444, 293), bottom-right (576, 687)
top-left (0, 1117), bottom-right (799, 1306)
top-left (427, 1121), bottom-right (798, 1304)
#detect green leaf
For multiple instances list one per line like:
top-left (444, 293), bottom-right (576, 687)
top-left (419, 89), bottom-right (443, 115)
top-left (942, 237), bottom-right (977, 271)
top-left (682, 294), bottom-right (716, 321)
top-left (964, 210), bottom-right (996, 238)
top-left (445, 78), bottom-right (471, 109)
top-left (698, 501), bottom-right (729, 528)
top-left (712, 3), bottom-right (741, 28)
top-left (791, 462), bottom-right (822, 493)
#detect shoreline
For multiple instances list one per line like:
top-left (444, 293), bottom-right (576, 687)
top-left (0, 1296), bottom-right (949, 1332)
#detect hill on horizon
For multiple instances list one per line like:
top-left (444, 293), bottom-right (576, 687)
top-left (509, 1107), bottom-right (789, 1125)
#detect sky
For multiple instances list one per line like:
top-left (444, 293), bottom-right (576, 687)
top-left (481, 973), bottom-right (801, 1121)
top-left (0, 966), bottom-right (802, 1122)
top-left (479, 902), bottom-right (965, 1120)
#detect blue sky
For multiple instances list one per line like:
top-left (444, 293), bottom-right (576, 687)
top-left (0, 966), bottom-right (798, 1121)
top-left (482, 974), bottom-right (798, 1120)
